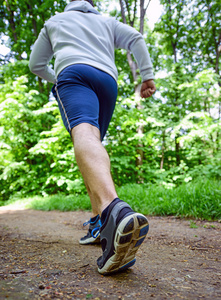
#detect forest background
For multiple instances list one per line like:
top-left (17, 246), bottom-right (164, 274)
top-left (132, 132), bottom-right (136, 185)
top-left (0, 0), bottom-right (220, 220)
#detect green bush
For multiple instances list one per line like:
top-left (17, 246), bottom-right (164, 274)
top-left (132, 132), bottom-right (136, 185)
top-left (2, 178), bottom-right (220, 221)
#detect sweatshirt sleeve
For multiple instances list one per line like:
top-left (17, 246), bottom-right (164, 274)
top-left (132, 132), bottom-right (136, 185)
top-left (29, 26), bottom-right (56, 84)
top-left (114, 20), bottom-right (154, 82)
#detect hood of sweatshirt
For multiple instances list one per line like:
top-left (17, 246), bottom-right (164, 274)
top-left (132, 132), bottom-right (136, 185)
top-left (64, 1), bottom-right (101, 15)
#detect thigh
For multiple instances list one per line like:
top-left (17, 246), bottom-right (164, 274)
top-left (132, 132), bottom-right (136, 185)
top-left (52, 68), bottom-right (100, 135)
top-left (52, 64), bottom-right (118, 140)
top-left (96, 76), bottom-right (118, 140)
top-left (82, 66), bottom-right (118, 140)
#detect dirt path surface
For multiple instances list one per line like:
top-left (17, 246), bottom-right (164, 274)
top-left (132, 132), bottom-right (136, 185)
top-left (0, 206), bottom-right (220, 300)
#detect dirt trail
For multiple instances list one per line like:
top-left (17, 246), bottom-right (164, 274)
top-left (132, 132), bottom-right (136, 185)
top-left (0, 206), bottom-right (220, 299)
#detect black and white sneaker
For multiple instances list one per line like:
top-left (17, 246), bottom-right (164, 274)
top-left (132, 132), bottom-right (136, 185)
top-left (79, 215), bottom-right (101, 245)
top-left (97, 198), bottom-right (149, 275)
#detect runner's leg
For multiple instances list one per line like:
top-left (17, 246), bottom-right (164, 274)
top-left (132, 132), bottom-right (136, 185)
top-left (71, 123), bottom-right (118, 215)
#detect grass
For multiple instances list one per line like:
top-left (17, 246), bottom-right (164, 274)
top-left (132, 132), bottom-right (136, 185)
top-left (4, 194), bottom-right (92, 212)
top-left (118, 179), bottom-right (221, 220)
top-left (1, 178), bottom-right (220, 220)
top-left (189, 221), bottom-right (198, 228)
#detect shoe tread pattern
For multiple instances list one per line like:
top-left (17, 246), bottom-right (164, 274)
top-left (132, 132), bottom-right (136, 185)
top-left (98, 213), bottom-right (149, 275)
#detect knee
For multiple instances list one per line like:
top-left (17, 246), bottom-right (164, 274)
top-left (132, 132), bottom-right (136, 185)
top-left (71, 123), bottom-right (101, 144)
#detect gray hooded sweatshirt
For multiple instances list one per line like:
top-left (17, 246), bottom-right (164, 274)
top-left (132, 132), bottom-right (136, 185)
top-left (29, 1), bottom-right (154, 84)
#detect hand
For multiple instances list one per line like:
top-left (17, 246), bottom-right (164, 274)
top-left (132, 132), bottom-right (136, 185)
top-left (140, 79), bottom-right (156, 98)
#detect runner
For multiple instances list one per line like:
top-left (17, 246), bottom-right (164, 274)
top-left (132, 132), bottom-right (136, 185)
top-left (29, 0), bottom-right (156, 275)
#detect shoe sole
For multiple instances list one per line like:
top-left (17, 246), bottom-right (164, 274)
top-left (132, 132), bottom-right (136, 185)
top-left (98, 213), bottom-right (149, 275)
top-left (79, 235), bottom-right (100, 245)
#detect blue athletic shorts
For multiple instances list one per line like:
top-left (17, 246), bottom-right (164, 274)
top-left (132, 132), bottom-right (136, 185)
top-left (51, 64), bottom-right (118, 140)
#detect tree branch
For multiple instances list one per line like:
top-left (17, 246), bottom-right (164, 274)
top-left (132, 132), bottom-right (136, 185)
top-left (119, 0), bottom-right (127, 24)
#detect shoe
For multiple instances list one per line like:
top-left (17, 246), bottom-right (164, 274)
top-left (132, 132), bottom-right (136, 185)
top-left (97, 198), bottom-right (149, 275)
top-left (79, 215), bottom-right (101, 245)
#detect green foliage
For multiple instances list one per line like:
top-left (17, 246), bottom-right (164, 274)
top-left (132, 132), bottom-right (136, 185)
top-left (28, 119), bottom-right (86, 196)
top-left (0, 64), bottom-right (87, 200)
top-left (2, 179), bottom-right (220, 220)
top-left (0, 73), bottom-right (57, 199)
top-left (0, 0), bottom-right (220, 207)
top-left (105, 68), bottom-right (221, 186)
top-left (0, 0), bottom-right (67, 61)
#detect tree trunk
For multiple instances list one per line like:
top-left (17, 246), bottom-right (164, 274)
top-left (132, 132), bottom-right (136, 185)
top-left (5, 0), bottom-right (22, 60)
top-left (38, 77), bottom-right (44, 94)
top-left (175, 137), bottom-right (180, 166)
top-left (118, 0), bottom-right (149, 169)
top-left (135, 84), bottom-right (144, 167)
top-left (27, 4), bottom-right (38, 38)
top-left (168, 0), bottom-right (182, 166)
top-left (160, 130), bottom-right (166, 169)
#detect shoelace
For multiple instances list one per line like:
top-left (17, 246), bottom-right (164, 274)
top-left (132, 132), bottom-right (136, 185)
top-left (91, 226), bottom-right (100, 238)
top-left (83, 220), bottom-right (91, 227)
top-left (83, 219), bottom-right (101, 239)
top-left (83, 216), bottom-right (100, 227)
top-left (91, 219), bottom-right (101, 238)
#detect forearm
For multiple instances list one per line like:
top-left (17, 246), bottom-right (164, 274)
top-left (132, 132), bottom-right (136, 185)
top-left (29, 59), bottom-right (56, 84)
top-left (29, 27), bottom-right (56, 84)
top-left (114, 21), bottom-right (154, 82)
top-left (129, 36), bottom-right (154, 82)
